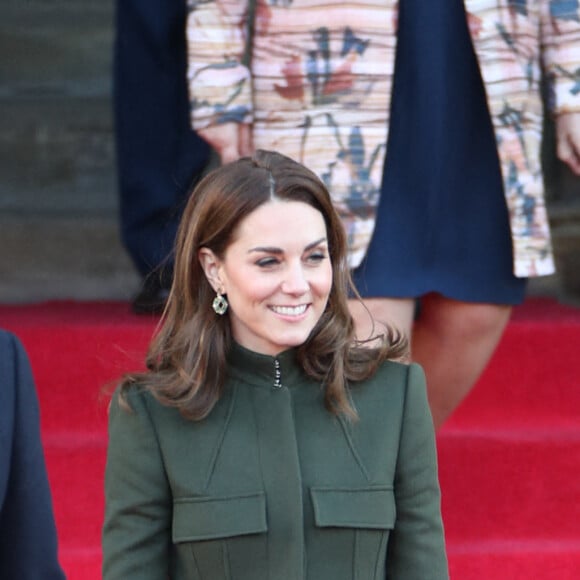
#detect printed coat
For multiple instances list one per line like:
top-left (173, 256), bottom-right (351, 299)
top-left (187, 0), bottom-right (580, 277)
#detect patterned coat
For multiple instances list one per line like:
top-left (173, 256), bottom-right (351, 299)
top-left (187, 0), bottom-right (580, 277)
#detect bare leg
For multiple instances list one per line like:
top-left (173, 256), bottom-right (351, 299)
top-left (349, 294), bottom-right (512, 429)
top-left (348, 297), bottom-right (415, 343)
top-left (412, 293), bottom-right (511, 429)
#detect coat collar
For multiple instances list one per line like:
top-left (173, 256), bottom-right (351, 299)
top-left (227, 342), bottom-right (308, 390)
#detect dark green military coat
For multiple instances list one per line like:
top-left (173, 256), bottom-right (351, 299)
top-left (103, 344), bottom-right (449, 579)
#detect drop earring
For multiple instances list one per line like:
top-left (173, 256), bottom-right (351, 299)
top-left (212, 290), bottom-right (228, 315)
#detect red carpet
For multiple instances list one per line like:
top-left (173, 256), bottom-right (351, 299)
top-left (1, 297), bottom-right (580, 579)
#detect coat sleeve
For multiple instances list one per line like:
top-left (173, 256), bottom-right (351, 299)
top-left (0, 330), bottom-right (65, 580)
top-left (386, 363), bottom-right (449, 579)
top-left (186, 0), bottom-right (254, 132)
top-left (540, 0), bottom-right (580, 114)
top-left (102, 388), bottom-right (172, 579)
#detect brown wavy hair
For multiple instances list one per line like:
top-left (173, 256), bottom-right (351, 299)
top-left (119, 150), bottom-right (407, 419)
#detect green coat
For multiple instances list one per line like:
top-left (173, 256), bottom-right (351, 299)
top-left (103, 344), bottom-right (449, 579)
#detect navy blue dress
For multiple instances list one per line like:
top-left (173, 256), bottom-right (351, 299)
top-left (351, 0), bottom-right (527, 305)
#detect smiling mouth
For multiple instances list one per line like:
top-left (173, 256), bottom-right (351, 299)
top-left (270, 304), bottom-right (308, 316)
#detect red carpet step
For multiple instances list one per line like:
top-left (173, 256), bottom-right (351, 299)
top-left (1, 298), bottom-right (580, 579)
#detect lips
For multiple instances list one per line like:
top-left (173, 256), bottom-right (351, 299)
top-left (270, 304), bottom-right (308, 316)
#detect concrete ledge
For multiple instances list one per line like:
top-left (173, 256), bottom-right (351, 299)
top-left (0, 97), bottom-right (115, 214)
top-left (1, 1), bottom-right (112, 98)
top-left (0, 215), bottom-right (139, 303)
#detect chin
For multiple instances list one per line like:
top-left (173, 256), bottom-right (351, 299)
top-left (274, 331), bottom-right (314, 350)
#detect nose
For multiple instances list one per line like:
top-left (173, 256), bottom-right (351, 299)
top-left (281, 262), bottom-right (309, 295)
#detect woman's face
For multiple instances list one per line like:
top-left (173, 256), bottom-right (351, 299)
top-left (202, 199), bottom-right (333, 356)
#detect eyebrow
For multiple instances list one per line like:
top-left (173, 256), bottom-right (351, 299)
top-left (248, 237), bottom-right (328, 254)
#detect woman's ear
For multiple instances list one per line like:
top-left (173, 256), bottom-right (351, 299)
top-left (198, 248), bottom-right (223, 292)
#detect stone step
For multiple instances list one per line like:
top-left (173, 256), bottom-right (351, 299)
top-left (0, 215), bottom-right (139, 303)
top-left (1, 1), bottom-right (112, 99)
top-left (1, 0), bottom-right (114, 215)
top-left (0, 97), bottom-right (116, 215)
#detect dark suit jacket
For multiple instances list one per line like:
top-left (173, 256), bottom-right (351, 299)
top-left (0, 329), bottom-right (66, 579)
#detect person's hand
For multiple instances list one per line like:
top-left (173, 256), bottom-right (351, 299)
top-left (199, 122), bottom-right (253, 165)
top-left (555, 112), bottom-right (580, 175)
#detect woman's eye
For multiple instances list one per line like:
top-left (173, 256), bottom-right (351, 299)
top-left (256, 257), bottom-right (280, 268)
top-left (307, 252), bottom-right (327, 263)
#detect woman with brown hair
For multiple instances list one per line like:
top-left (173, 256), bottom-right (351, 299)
top-left (102, 150), bottom-right (448, 579)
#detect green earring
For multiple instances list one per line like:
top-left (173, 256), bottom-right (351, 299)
top-left (212, 291), bottom-right (228, 315)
